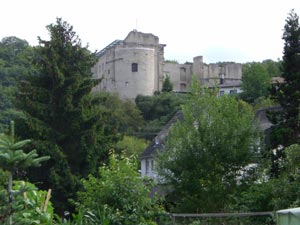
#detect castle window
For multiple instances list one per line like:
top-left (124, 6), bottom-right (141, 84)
top-left (131, 63), bottom-right (138, 72)
top-left (219, 73), bottom-right (225, 84)
top-left (125, 81), bottom-right (129, 87)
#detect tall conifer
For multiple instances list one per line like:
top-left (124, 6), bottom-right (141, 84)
top-left (270, 10), bottom-right (300, 147)
top-left (16, 18), bottom-right (116, 213)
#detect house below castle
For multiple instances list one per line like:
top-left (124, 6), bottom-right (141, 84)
top-left (92, 30), bottom-right (243, 99)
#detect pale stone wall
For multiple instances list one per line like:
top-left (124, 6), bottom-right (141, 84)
top-left (163, 62), bottom-right (193, 92)
top-left (114, 47), bottom-right (156, 99)
top-left (92, 31), bottom-right (243, 99)
top-left (92, 30), bottom-right (165, 99)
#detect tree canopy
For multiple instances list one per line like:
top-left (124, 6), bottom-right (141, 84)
top-left (0, 37), bottom-right (34, 131)
top-left (77, 153), bottom-right (164, 225)
top-left (269, 10), bottom-right (300, 148)
top-left (157, 79), bottom-right (261, 213)
top-left (161, 75), bottom-right (173, 93)
top-left (15, 18), bottom-right (118, 213)
top-left (240, 62), bottom-right (271, 103)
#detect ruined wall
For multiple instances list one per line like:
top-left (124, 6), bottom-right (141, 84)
top-left (163, 62), bottom-right (192, 92)
top-left (92, 31), bottom-right (243, 99)
top-left (92, 30), bottom-right (165, 99)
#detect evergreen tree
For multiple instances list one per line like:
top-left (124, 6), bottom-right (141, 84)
top-left (270, 10), bottom-right (300, 148)
top-left (15, 18), bottom-right (117, 213)
top-left (0, 121), bottom-right (49, 225)
top-left (161, 75), bottom-right (173, 92)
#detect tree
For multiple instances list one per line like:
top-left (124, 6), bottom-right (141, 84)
top-left (135, 92), bottom-right (185, 140)
top-left (77, 152), bottom-right (164, 225)
top-left (0, 121), bottom-right (49, 225)
top-left (15, 18), bottom-right (118, 213)
top-left (0, 181), bottom-right (54, 225)
top-left (0, 37), bottom-right (34, 131)
top-left (240, 62), bottom-right (270, 103)
top-left (157, 79), bottom-right (261, 213)
top-left (262, 59), bottom-right (281, 77)
top-left (161, 75), bottom-right (173, 92)
top-left (93, 92), bottom-right (145, 135)
top-left (269, 10), bottom-right (300, 147)
top-left (114, 135), bottom-right (148, 158)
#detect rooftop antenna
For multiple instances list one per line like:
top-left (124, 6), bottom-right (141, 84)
top-left (134, 18), bottom-right (138, 32)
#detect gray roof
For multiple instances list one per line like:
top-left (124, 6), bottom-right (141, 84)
top-left (254, 105), bottom-right (282, 131)
top-left (96, 39), bottom-right (122, 57)
top-left (141, 106), bottom-right (282, 160)
top-left (140, 111), bottom-right (183, 160)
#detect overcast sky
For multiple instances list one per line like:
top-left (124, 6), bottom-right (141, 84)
top-left (1, 0), bottom-right (300, 63)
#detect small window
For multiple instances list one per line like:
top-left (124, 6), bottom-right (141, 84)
top-left (219, 73), bottom-right (225, 85)
top-left (108, 69), bottom-right (110, 74)
top-left (219, 91), bottom-right (225, 96)
top-left (125, 82), bottom-right (129, 87)
top-left (230, 89), bottom-right (237, 95)
top-left (131, 63), bottom-right (138, 72)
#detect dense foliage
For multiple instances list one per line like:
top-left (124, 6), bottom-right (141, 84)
top-left (240, 62), bottom-right (271, 103)
top-left (157, 79), bottom-right (261, 213)
top-left (1, 10), bottom-right (300, 224)
top-left (0, 181), bottom-right (54, 225)
top-left (77, 153), bottom-right (165, 225)
top-left (161, 75), bottom-right (173, 93)
top-left (0, 123), bottom-right (49, 225)
top-left (0, 37), bottom-right (34, 131)
top-left (269, 10), bottom-right (300, 148)
top-left (15, 18), bottom-right (119, 213)
top-left (135, 92), bottom-right (185, 140)
top-left (235, 10), bottom-right (300, 218)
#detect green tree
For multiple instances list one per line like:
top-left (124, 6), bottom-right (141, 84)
top-left (236, 144), bottom-right (300, 216)
top-left (161, 75), bottom-right (173, 92)
top-left (93, 92), bottom-right (145, 135)
top-left (269, 10), bottom-right (300, 148)
top-left (0, 181), bottom-right (54, 225)
top-left (0, 121), bottom-right (49, 225)
top-left (0, 37), bottom-right (34, 131)
top-left (114, 135), bottom-right (148, 158)
top-left (77, 153), bottom-right (164, 225)
top-left (157, 79), bottom-right (261, 213)
top-left (262, 59), bottom-right (281, 77)
top-left (15, 18), bottom-right (117, 213)
top-left (240, 62), bottom-right (270, 103)
top-left (135, 92), bottom-right (185, 139)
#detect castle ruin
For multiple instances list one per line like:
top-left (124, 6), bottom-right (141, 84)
top-left (92, 30), bottom-right (242, 99)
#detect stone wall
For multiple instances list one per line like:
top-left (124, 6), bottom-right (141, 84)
top-left (92, 30), bottom-right (165, 99)
top-left (92, 31), bottom-right (243, 99)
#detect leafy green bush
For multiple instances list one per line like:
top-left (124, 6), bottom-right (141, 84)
top-left (0, 181), bottom-right (53, 225)
top-left (77, 152), bottom-right (165, 225)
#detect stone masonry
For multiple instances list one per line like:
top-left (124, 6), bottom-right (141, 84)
top-left (92, 30), bottom-right (242, 99)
